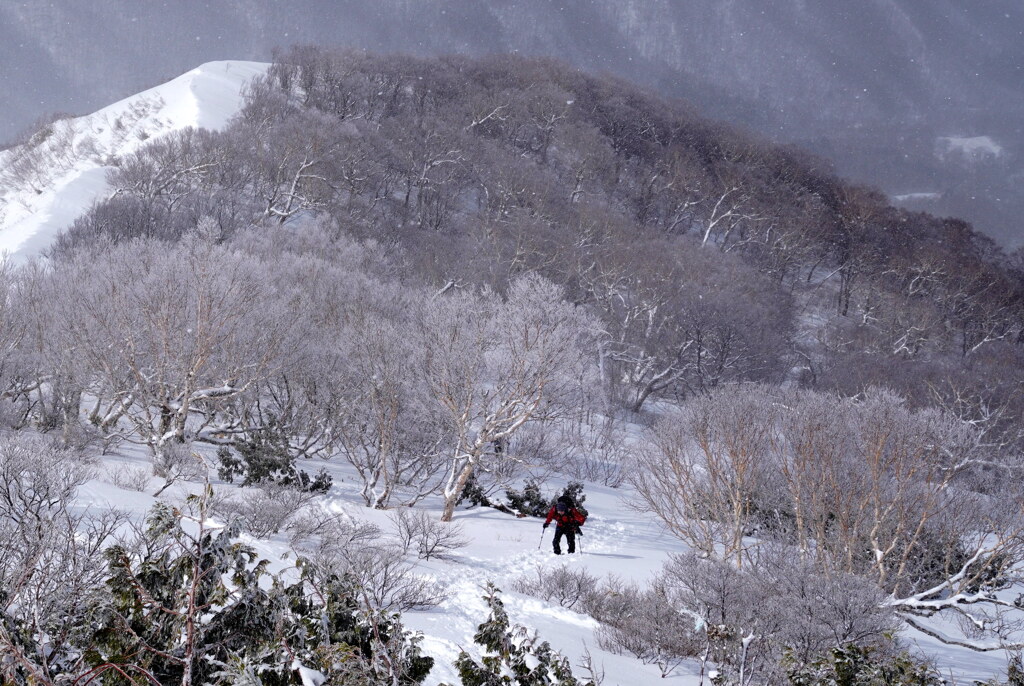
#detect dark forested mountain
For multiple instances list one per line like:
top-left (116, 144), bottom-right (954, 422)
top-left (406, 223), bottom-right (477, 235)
top-left (54, 48), bottom-right (1024, 435)
top-left (1, 0), bottom-right (1022, 246)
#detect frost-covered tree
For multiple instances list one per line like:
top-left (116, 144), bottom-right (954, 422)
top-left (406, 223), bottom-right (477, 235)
top-left (0, 435), bottom-right (121, 684)
top-left (51, 227), bottom-right (291, 478)
top-left (632, 386), bottom-right (778, 564)
top-left (582, 238), bottom-right (791, 412)
top-left (422, 274), bottom-right (596, 521)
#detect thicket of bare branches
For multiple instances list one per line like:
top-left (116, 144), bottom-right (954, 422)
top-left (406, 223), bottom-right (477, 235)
top-left (0, 434), bottom-right (124, 682)
top-left (633, 384), bottom-right (1024, 653)
top-left (45, 48), bottom-right (1021, 422)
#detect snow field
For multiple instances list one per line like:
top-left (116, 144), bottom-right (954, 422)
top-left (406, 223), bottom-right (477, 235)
top-left (74, 429), bottom-right (1015, 685)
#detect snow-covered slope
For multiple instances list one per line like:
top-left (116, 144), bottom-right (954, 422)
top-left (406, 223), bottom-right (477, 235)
top-left (82, 436), bottom-right (1013, 686)
top-left (0, 60), bottom-right (267, 261)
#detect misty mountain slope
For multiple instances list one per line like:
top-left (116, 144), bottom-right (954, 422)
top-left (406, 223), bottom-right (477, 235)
top-left (1, 0), bottom-right (1021, 245)
top-left (45, 48), bottom-right (1024, 438)
top-left (0, 60), bottom-right (266, 260)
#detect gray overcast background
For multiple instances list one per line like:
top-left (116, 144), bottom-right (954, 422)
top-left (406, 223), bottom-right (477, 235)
top-left (2, 1), bottom-right (1022, 247)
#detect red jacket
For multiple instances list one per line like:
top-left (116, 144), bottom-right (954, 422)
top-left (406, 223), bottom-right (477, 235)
top-left (545, 505), bottom-right (585, 528)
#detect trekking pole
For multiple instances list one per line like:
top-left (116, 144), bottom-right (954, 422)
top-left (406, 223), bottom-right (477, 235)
top-left (538, 528), bottom-right (545, 550)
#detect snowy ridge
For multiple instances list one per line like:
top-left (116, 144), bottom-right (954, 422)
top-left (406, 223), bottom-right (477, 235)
top-left (0, 60), bottom-right (268, 261)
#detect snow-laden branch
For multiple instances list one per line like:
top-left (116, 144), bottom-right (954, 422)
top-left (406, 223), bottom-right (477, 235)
top-left (902, 616), bottom-right (1024, 653)
top-left (188, 384), bottom-right (240, 402)
top-left (887, 543), bottom-right (1011, 614)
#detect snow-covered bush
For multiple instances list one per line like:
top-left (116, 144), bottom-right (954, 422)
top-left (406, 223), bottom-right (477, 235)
top-left (512, 564), bottom-right (601, 612)
top-left (591, 577), bottom-right (701, 678)
top-left (288, 509), bottom-right (383, 553)
top-left (390, 508), bottom-right (468, 560)
top-left (151, 440), bottom-right (205, 494)
top-left (581, 550), bottom-right (899, 682)
top-left (215, 484), bottom-right (319, 537)
top-left (784, 645), bottom-right (942, 686)
top-left (456, 471), bottom-right (494, 508)
top-left (90, 491), bottom-right (434, 686)
top-left (0, 486), bottom-right (440, 685)
top-left (505, 480), bottom-right (588, 519)
top-left (109, 463), bottom-right (153, 492)
top-left (216, 418), bottom-right (332, 494)
top-left (341, 544), bottom-right (450, 612)
top-left (504, 479), bottom-right (551, 516)
top-left (0, 434), bottom-right (122, 682)
top-left (0, 433), bottom-right (93, 523)
top-left (655, 552), bottom-right (897, 683)
top-left (293, 513), bottom-right (449, 611)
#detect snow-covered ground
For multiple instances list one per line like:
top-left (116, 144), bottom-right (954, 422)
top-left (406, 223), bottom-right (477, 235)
top-left (75, 434), bottom-right (1014, 686)
top-left (0, 60), bottom-right (268, 261)
top-left (81, 438), bottom-right (694, 685)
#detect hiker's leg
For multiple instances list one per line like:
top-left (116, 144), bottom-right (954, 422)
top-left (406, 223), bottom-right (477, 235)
top-left (553, 527), bottom-right (564, 554)
top-left (566, 529), bottom-right (576, 554)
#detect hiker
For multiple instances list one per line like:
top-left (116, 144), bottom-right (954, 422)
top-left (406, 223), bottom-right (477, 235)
top-left (543, 494), bottom-right (586, 555)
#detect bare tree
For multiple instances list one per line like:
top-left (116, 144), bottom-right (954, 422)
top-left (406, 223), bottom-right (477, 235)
top-left (230, 226), bottom-right (450, 509)
top-left (250, 108), bottom-right (348, 224)
top-left (330, 308), bottom-right (449, 509)
top-left (0, 262), bottom-right (36, 428)
top-left (631, 386), bottom-right (778, 565)
top-left (390, 508), bottom-right (467, 560)
top-left (0, 434), bottom-right (123, 683)
top-left (422, 274), bottom-right (597, 521)
top-left (582, 238), bottom-right (791, 412)
top-left (51, 229), bottom-right (291, 482)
